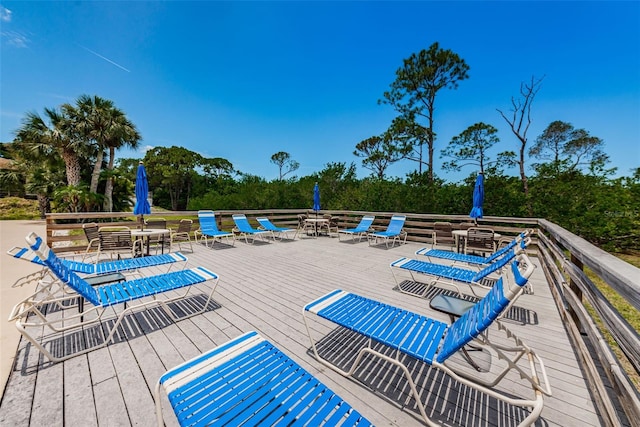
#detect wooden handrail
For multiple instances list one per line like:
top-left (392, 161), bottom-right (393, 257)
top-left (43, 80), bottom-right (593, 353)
top-left (536, 220), bottom-right (640, 426)
top-left (538, 219), bottom-right (640, 311)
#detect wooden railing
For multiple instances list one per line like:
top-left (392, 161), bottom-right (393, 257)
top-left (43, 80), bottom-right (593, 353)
top-left (44, 209), bottom-right (539, 253)
top-left (42, 209), bottom-right (640, 424)
top-left (536, 220), bottom-right (640, 427)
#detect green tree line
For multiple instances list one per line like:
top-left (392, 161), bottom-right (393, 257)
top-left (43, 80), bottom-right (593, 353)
top-left (3, 136), bottom-right (637, 252)
top-left (1, 42), bottom-right (638, 252)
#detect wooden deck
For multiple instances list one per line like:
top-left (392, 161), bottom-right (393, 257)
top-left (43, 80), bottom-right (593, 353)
top-left (0, 234), bottom-right (602, 426)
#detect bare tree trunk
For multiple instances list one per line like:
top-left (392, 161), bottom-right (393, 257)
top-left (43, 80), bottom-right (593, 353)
top-left (90, 149), bottom-right (104, 194)
top-left (37, 194), bottom-right (49, 219)
top-left (103, 180), bottom-right (113, 212)
top-left (427, 107), bottom-right (434, 182)
top-left (418, 135), bottom-right (423, 175)
top-left (497, 75), bottom-right (544, 215)
top-left (103, 147), bottom-right (115, 212)
top-left (519, 144), bottom-right (529, 196)
top-left (170, 189), bottom-right (180, 211)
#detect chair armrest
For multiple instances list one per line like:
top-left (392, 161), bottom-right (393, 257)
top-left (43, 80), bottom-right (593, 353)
top-left (133, 238), bottom-right (144, 255)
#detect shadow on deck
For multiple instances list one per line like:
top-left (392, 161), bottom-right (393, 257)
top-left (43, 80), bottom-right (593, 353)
top-left (0, 236), bottom-right (601, 426)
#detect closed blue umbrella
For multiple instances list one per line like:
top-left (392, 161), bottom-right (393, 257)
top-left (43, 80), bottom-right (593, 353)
top-left (133, 162), bottom-right (151, 227)
top-left (469, 172), bottom-right (484, 223)
top-left (313, 182), bottom-right (321, 214)
top-left (313, 182), bottom-right (321, 222)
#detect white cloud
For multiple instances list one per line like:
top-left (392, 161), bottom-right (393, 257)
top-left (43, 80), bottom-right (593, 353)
top-left (2, 30), bottom-right (29, 48)
top-left (1, 6), bottom-right (12, 22)
top-left (1, 7), bottom-right (30, 48)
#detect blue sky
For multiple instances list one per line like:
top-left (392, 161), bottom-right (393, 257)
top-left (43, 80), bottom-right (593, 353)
top-left (1, 1), bottom-right (639, 182)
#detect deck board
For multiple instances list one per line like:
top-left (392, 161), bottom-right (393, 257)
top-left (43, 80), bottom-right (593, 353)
top-left (0, 235), bottom-right (602, 426)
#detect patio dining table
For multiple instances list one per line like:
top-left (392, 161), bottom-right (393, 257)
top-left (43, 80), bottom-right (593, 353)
top-left (452, 229), bottom-right (501, 253)
top-left (131, 228), bottom-right (170, 256)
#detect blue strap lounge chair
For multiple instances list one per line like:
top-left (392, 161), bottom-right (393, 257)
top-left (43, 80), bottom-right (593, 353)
top-left (232, 214), bottom-right (270, 243)
top-left (256, 217), bottom-right (295, 240)
top-left (416, 229), bottom-right (532, 267)
top-left (195, 210), bottom-right (235, 247)
top-left (338, 215), bottom-right (375, 242)
top-left (8, 246), bottom-right (187, 275)
top-left (8, 246), bottom-right (189, 301)
top-left (155, 331), bottom-right (372, 426)
top-left (390, 238), bottom-right (531, 298)
top-left (303, 254), bottom-right (551, 426)
top-left (367, 215), bottom-right (407, 248)
top-left (8, 232), bottom-right (220, 363)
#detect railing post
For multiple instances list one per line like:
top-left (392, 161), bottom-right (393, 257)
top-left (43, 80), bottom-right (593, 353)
top-left (46, 216), bottom-right (55, 248)
top-left (570, 252), bottom-right (585, 333)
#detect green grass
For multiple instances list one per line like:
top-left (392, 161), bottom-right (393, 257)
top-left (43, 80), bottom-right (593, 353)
top-left (584, 251), bottom-right (640, 389)
top-left (618, 252), bottom-right (640, 269)
top-left (598, 251), bottom-right (640, 333)
top-left (0, 197), bottom-right (40, 220)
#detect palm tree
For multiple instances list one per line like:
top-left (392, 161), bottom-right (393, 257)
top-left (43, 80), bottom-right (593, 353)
top-left (0, 161), bottom-right (23, 196)
top-left (54, 184), bottom-right (91, 213)
top-left (65, 95), bottom-right (141, 212)
top-left (14, 108), bottom-right (84, 186)
top-left (3, 136), bottom-right (66, 217)
top-left (103, 114), bottom-right (141, 212)
top-left (14, 96), bottom-right (141, 213)
top-left (70, 95), bottom-right (117, 194)
top-left (27, 166), bottom-right (65, 217)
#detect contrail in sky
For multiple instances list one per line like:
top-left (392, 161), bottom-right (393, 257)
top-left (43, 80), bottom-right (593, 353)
top-left (78, 44), bottom-right (130, 72)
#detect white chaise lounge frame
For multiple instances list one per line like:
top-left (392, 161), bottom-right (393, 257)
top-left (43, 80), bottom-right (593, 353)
top-left (8, 232), bottom-right (220, 363)
top-left (303, 253), bottom-right (551, 426)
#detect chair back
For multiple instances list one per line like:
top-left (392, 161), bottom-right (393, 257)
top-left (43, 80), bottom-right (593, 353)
top-left (82, 223), bottom-right (100, 259)
top-left (144, 218), bottom-right (168, 247)
top-left (323, 214), bottom-right (339, 231)
top-left (465, 227), bottom-right (495, 253)
top-left (437, 253), bottom-right (534, 363)
top-left (145, 218), bottom-right (167, 229)
top-left (329, 215), bottom-right (339, 229)
top-left (198, 210), bottom-right (222, 233)
top-left (297, 214), bottom-right (307, 229)
top-left (83, 223), bottom-right (100, 243)
top-left (256, 217), bottom-right (276, 231)
top-left (356, 215), bottom-right (375, 231)
top-left (176, 219), bottom-right (192, 234)
top-left (232, 214), bottom-right (255, 232)
top-left (25, 232), bottom-right (101, 306)
top-left (385, 215), bottom-right (406, 235)
top-left (99, 227), bottom-right (135, 252)
top-left (434, 222), bottom-right (454, 244)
